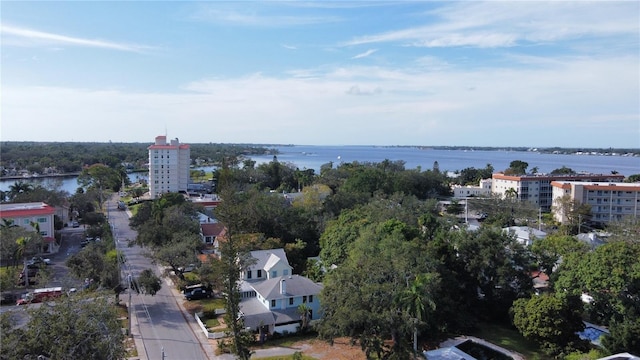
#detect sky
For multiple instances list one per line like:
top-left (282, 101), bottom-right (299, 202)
top-left (1, 1), bottom-right (639, 148)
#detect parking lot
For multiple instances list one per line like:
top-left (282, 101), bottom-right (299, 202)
top-left (1, 226), bottom-right (86, 309)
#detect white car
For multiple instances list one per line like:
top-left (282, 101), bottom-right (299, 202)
top-left (178, 264), bottom-right (196, 273)
top-left (28, 256), bottom-right (51, 266)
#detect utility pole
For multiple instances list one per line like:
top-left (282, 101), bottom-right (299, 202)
top-left (128, 274), bottom-right (132, 338)
top-left (538, 207), bottom-right (542, 231)
top-left (464, 198), bottom-right (468, 224)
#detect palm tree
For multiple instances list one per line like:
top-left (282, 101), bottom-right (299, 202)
top-left (297, 303), bottom-right (312, 332)
top-left (505, 188), bottom-right (518, 201)
top-left (398, 273), bottom-right (438, 356)
top-left (1, 219), bottom-right (18, 229)
top-left (8, 181), bottom-right (34, 200)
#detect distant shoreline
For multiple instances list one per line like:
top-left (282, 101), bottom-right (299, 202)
top-left (0, 173), bottom-right (80, 181)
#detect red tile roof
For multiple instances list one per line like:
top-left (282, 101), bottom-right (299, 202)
top-left (0, 202), bottom-right (56, 218)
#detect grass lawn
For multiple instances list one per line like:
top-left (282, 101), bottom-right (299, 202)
top-left (204, 317), bottom-right (220, 328)
top-left (202, 298), bottom-right (226, 311)
top-left (183, 272), bottom-right (200, 282)
top-left (470, 322), bottom-right (550, 360)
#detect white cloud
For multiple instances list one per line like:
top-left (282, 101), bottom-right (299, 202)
top-left (2, 55), bottom-right (637, 147)
top-left (344, 1), bottom-right (639, 48)
top-left (281, 44), bottom-right (297, 50)
top-left (351, 49), bottom-right (377, 59)
top-left (1, 24), bottom-right (155, 53)
top-left (191, 6), bottom-right (342, 27)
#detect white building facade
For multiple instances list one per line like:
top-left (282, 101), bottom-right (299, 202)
top-left (492, 173), bottom-right (625, 212)
top-left (452, 179), bottom-right (492, 198)
top-left (148, 136), bottom-right (191, 198)
top-left (551, 181), bottom-right (640, 225)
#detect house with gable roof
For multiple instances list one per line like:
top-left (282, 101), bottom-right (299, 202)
top-left (503, 226), bottom-right (546, 246)
top-left (238, 249), bottom-right (323, 334)
top-left (242, 248), bottom-right (293, 281)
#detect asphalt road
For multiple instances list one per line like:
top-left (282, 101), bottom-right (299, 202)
top-left (106, 196), bottom-right (216, 360)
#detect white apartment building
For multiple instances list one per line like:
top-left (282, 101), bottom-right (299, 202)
top-left (551, 181), bottom-right (640, 225)
top-left (452, 178), bottom-right (492, 198)
top-left (148, 135), bottom-right (190, 198)
top-left (491, 173), bottom-right (625, 212)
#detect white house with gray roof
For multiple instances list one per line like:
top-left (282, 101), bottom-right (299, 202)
top-left (238, 249), bottom-right (323, 334)
top-left (242, 248), bottom-right (293, 281)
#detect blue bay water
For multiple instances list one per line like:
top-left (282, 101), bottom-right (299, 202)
top-left (251, 145), bottom-right (639, 177)
top-left (1, 146), bottom-right (638, 194)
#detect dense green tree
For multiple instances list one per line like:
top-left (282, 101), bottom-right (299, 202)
top-left (511, 294), bottom-right (586, 356)
top-left (9, 184), bottom-right (69, 206)
top-left (446, 199), bottom-right (464, 216)
top-left (195, 257), bottom-right (225, 291)
top-left (552, 194), bottom-right (592, 235)
top-left (77, 164), bottom-right (121, 208)
top-left (605, 216), bottom-right (640, 243)
top-left (625, 174), bottom-right (640, 182)
top-left (554, 241), bottom-right (640, 326)
top-left (505, 160), bottom-right (529, 175)
top-left (0, 295), bottom-right (126, 360)
top-left (551, 166), bottom-right (576, 175)
top-left (530, 234), bottom-right (589, 276)
top-left (453, 164), bottom-right (494, 186)
top-left (150, 232), bottom-right (202, 280)
top-left (319, 207), bottom-right (370, 267)
top-left (318, 219), bottom-right (439, 359)
top-left (213, 171), bottom-right (255, 360)
top-left (66, 242), bottom-right (120, 293)
top-left (454, 227), bottom-right (533, 322)
top-left (302, 258), bottom-right (324, 282)
top-left (0, 225), bottom-right (40, 268)
top-left (134, 269), bottom-right (162, 296)
top-left (601, 316), bottom-right (640, 355)
top-left (69, 190), bottom-right (98, 220)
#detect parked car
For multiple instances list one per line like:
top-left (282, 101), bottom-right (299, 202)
top-left (177, 264), bottom-right (196, 273)
top-left (71, 220), bottom-right (79, 228)
top-left (182, 283), bottom-right (210, 294)
top-left (28, 256), bottom-right (51, 266)
top-left (0, 293), bottom-right (17, 305)
top-left (184, 288), bottom-right (213, 301)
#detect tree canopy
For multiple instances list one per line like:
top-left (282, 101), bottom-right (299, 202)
top-left (0, 295), bottom-right (127, 360)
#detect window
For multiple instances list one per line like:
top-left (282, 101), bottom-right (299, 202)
top-left (283, 269), bottom-right (289, 276)
top-left (257, 270), bottom-right (262, 278)
top-left (247, 270), bottom-right (252, 279)
top-left (271, 300), bottom-right (276, 308)
top-left (289, 297), bottom-right (294, 305)
top-left (37, 217), bottom-right (47, 223)
top-left (303, 296), bottom-right (307, 303)
top-left (271, 270), bottom-right (277, 278)
top-left (309, 295), bottom-right (313, 303)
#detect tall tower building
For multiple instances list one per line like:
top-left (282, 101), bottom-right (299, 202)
top-left (148, 135), bottom-right (190, 198)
